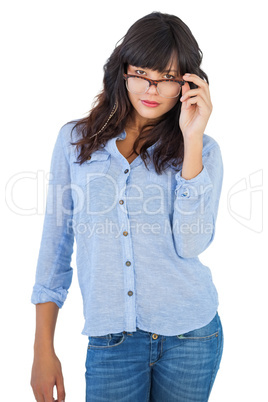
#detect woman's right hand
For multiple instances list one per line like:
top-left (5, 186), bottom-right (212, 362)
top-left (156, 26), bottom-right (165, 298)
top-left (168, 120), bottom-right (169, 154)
top-left (30, 351), bottom-right (65, 402)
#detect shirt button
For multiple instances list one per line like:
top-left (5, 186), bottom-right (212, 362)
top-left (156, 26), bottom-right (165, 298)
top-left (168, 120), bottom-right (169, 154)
top-left (128, 291), bottom-right (133, 296)
top-left (152, 334), bottom-right (158, 339)
top-left (181, 188), bottom-right (189, 197)
top-left (124, 169), bottom-right (129, 174)
top-left (119, 200), bottom-right (124, 205)
top-left (123, 231), bottom-right (128, 236)
top-left (125, 261), bottom-right (131, 266)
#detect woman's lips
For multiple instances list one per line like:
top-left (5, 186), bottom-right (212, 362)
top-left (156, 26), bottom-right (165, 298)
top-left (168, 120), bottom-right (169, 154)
top-left (141, 100), bottom-right (160, 108)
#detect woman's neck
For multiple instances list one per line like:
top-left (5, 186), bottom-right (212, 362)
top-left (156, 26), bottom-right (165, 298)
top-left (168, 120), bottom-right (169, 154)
top-left (125, 111), bottom-right (160, 134)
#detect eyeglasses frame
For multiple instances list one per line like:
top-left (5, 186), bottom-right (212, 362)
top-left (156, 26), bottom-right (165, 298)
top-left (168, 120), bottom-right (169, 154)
top-left (123, 73), bottom-right (185, 98)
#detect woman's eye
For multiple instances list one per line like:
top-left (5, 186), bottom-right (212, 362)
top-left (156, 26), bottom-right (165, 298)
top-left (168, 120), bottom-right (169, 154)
top-left (135, 70), bottom-right (146, 75)
top-left (164, 74), bottom-right (175, 79)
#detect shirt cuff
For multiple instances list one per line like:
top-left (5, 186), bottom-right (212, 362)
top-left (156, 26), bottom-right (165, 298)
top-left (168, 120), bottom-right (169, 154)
top-left (174, 165), bottom-right (213, 198)
top-left (31, 284), bottom-right (68, 308)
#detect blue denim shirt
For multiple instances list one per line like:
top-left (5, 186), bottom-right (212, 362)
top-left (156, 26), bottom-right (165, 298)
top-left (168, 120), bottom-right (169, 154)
top-left (31, 121), bottom-right (224, 336)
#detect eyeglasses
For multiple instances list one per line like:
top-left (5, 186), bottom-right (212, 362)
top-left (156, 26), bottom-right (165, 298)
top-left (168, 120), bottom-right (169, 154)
top-left (123, 73), bottom-right (185, 99)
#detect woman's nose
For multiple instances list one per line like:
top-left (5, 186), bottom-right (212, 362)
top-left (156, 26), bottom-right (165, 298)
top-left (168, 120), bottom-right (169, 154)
top-left (145, 83), bottom-right (159, 96)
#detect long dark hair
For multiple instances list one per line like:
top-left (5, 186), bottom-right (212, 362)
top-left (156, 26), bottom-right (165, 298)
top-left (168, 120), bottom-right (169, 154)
top-left (68, 11), bottom-right (209, 174)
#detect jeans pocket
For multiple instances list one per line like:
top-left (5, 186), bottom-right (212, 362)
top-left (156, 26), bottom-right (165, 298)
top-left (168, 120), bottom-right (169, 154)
top-left (87, 331), bottom-right (127, 349)
top-left (176, 312), bottom-right (220, 341)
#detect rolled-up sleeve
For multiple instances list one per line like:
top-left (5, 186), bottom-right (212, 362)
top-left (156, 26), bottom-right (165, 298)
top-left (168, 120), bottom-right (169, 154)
top-left (172, 141), bottom-right (223, 258)
top-left (31, 125), bottom-right (74, 308)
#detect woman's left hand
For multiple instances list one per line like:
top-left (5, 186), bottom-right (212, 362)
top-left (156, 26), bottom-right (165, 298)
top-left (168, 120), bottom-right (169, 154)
top-left (179, 73), bottom-right (213, 143)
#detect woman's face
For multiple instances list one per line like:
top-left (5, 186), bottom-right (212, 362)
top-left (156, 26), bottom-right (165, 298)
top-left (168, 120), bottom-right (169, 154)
top-left (126, 62), bottom-right (181, 126)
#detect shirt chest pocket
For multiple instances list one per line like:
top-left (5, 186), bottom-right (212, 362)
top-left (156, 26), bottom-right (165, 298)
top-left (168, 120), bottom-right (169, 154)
top-left (75, 151), bottom-right (111, 186)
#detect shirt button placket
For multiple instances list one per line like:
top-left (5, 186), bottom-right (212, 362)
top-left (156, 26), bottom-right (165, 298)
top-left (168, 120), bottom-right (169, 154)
top-left (120, 166), bottom-right (136, 330)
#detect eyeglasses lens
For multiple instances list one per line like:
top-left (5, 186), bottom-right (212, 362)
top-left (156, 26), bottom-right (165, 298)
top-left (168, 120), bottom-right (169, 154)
top-left (126, 77), bottom-right (181, 98)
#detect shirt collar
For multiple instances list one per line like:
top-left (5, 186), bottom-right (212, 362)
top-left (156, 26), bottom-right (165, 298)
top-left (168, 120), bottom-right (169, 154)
top-left (103, 130), bottom-right (175, 168)
top-left (104, 130), bottom-right (159, 153)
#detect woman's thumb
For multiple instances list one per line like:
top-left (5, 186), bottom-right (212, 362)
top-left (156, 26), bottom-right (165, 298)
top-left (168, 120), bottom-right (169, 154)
top-left (55, 375), bottom-right (66, 402)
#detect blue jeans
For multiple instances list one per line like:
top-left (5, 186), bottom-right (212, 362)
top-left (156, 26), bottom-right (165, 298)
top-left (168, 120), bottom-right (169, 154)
top-left (85, 312), bottom-right (223, 401)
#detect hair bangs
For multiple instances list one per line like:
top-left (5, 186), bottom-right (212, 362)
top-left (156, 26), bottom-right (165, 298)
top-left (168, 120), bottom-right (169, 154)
top-left (121, 28), bottom-right (180, 76)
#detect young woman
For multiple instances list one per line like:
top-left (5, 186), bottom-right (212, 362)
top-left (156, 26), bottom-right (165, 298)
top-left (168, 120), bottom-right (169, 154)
top-left (30, 11), bottom-right (224, 402)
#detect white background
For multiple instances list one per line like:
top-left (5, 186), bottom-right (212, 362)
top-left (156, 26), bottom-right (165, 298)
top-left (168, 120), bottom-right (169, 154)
top-left (1, 0), bottom-right (267, 400)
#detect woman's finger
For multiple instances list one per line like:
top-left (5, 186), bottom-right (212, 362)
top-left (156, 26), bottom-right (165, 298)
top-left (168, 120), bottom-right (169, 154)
top-left (181, 89), bottom-right (211, 110)
top-left (55, 375), bottom-right (66, 402)
top-left (184, 95), bottom-right (212, 114)
top-left (183, 74), bottom-right (210, 97)
top-left (181, 88), bottom-right (207, 103)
